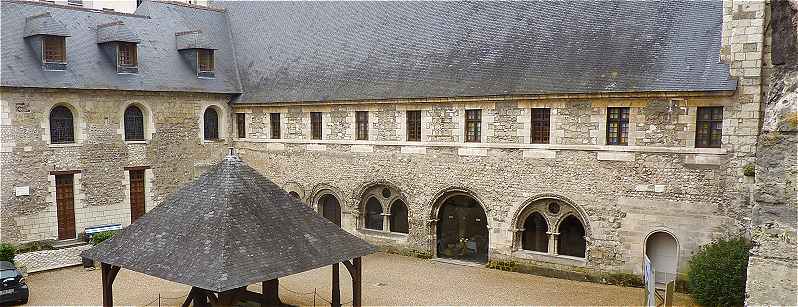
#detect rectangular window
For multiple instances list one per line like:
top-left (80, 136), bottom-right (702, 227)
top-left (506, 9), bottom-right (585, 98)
top-left (198, 49), bottom-right (214, 73)
top-left (606, 107), bottom-right (630, 145)
top-left (406, 110), bottom-right (421, 142)
top-left (465, 109), bottom-right (482, 143)
top-left (43, 36), bottom-right (66, 63)
top-left (129, 170), bottom-right (146, 222)
top-left (531, 108), bottom-right (551, 144)
top-left (695, 107), bottom-right (723, 148)
top-left (236, 113), bottom-right (246, 139)
top-left (55, 174), bottom-right (75, 240)
top-left (355, 111), bottom-right (369, 140)
top-left (311, 112), bottom-right (322, 140)
top-left (117, 42), bottom-right (137, 67)
top-left (270, 113), bottom-right (281, 139)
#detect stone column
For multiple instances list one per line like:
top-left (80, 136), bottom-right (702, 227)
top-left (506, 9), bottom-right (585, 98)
top-left (548, 231), bottom-right (559, 255)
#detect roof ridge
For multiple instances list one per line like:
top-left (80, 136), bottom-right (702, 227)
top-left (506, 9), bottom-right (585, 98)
top-left (151, 0), bottom-right (225, 13)
top-left (7, 0), bottom-right (150, 18)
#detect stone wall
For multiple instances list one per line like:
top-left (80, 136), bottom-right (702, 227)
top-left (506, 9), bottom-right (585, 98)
top-left (0, 88), bottom-right (232, 243)
top-left (233, 93), bottom-right (751, 278)
top-left (744, 0), bottom-right (798, 304)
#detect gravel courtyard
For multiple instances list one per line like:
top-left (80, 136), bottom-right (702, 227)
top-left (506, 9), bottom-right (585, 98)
top-left (25, 252), bottom-right (695, 306)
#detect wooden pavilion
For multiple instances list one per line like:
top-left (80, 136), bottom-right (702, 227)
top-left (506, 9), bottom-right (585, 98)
top-left (81, 152), bottom-right (376, 307)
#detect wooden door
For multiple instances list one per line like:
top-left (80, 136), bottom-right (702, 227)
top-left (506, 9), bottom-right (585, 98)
top-left (55, 175), bottom-right (75, 240)
top-left (129, 170), bottom-right (146, 221)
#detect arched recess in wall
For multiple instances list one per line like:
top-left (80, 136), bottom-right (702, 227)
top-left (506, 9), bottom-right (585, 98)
top-left (429, 187), bottom-right (489, 263)
top-left (310, 184), bottom-right (346, 227)
top-left (282, 181), bottom-right (306, 203)
top-left (512, 194), bottom-right (591, 259)
top-left (645, 230), bottom-right (679, 284)
top-left (356, 182), bottom-right (409, 234)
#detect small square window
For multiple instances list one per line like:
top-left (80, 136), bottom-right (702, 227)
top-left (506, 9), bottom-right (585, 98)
top-left (531, 108), bottom-right (550, 144)
top-left (43, 36), bottom-right (66, 64)
top-left (606, 107), bottom-right (630, 145)
top-left (197, 49), bottom-right (214, 77)
top-left (118, 43), bottom-right (137, 67)
top-left (695, 107), bottom-right (723, 148)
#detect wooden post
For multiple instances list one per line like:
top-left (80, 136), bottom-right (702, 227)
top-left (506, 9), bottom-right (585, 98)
top-left (352, 257), bottom-right (362, 307)
top-left (101, 262), bottom-right (120, 307)
top-left (262, 279), bottom-right (281, 306)
top-left (331, 263), bottom-right (341, 307)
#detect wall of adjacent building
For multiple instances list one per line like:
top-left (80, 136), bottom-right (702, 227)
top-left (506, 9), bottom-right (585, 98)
top-left (233, 93), bottom-right (752, 278)
top-left (0, 88), bottom-right (232, 243)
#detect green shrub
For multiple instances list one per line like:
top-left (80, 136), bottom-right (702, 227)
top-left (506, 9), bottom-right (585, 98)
top-left (687, 237), bottom-right (751, 306)
top-left (16, 241), bottom-right (55, 254)
top-left (0, 243), bottom-right (16, 263)
top-left (743, 164), bottom-right (755, 177)
top-left (604, 272), bottom-right (644, 288)
top-left (90, 231), bottom-right (118, 245)
top-left (487, 260), bottom-right (518, 272)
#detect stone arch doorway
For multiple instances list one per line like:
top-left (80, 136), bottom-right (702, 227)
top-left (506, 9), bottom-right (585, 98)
top-left (434, 194), bottom-right (488, 263)
top-left (318, 194), bottom-right (341, 227)
top-left (646, 231), bottom-right (678, 284)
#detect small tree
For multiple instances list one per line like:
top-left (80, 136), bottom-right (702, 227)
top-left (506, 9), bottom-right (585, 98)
top-left (0, 243), bottom-right (16, 263)
top-left (687, 237), bottom-right (751, 306)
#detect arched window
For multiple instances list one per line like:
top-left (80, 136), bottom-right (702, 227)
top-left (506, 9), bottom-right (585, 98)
top-left (319, 194), bottom-right (341, 227)
top-left (364, 197), bottom-right (383, 230)
top-left (288, 191), bottom-right (300, 199)
top-left (50, 105), bottom-right (74, 144)
top-left (124, 105), bottom-right (145, 141)
top-left (203, 108), bottom-right (219, 140)
top-left (557, 216), bottom-right (586, 258)
top-left (522, 212), bottom-right (548, 252)
top-left (390, 200), bottom-right (409, 234)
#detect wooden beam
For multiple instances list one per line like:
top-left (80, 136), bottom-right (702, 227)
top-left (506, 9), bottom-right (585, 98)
top-left (100, 263), bottom-right (120, 307)
top-left (341, 260), bottom-right (353, 275)
top-left (331, 263), bottom-right (341, 307)
top-left (262, 279), bottom-right (281, 307)
top-left (352, 257), bottom-right (362, 307)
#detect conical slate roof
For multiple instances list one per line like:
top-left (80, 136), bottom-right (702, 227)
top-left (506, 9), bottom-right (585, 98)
top-left (81, 155), bottom-right (376, 292)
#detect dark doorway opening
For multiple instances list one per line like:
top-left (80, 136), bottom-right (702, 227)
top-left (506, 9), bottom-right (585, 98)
top-left (557, 216), bottom-right (586, 258)
top-left (436, 195), bottom-right (488, 263)
top-left (319, 194), bottom-right (341, 227)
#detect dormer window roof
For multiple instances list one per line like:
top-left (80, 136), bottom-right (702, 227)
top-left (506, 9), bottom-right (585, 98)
top-left (97, 21), bottom-right (140, 74)
top-left (176, 30), bottom-right (217, 78)
top-left (24, 12), bottom-right (70, 71)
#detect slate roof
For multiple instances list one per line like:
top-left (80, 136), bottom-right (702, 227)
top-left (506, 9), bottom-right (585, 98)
top-left (23, 12), bottom-right (70, 37)
top-left (81, 154), bottom-right (376, 292)
top-left (96, 21), bottom-right (139, 44)
top-left (220, 0), bottom-right (737, 103)
top-left (175, 30), bottom-right (215, 50)
top-left (1, 0), bottom-right (737, 101)
top-left (1, 0), bottom-right (240, 93)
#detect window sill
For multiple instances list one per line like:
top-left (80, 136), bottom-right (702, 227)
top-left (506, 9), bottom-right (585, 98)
top-left (358, 228), bottom-right (409, 241)
top-left (512, 250), bottom-right (587, 267)
top-left (48, 143), bottom-right (81, 148)
top-left (124, 140), bottom-right (148, 145)
top-left (202, 139), bottom-right (225, 144)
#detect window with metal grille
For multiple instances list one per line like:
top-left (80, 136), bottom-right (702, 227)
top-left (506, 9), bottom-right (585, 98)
top-left (124, 105), bottom-right (145, 141)
top-left (118, 42), bottom-right (137, 67)
top-left (198, 49), bottom-right (214, 73)
top-left (695, 107), bottom-right (723, 148)
top-left (531, 108), bottom-right (550, 144)
top-left (355, 111), bottom-right (369, 140)
top-left (236, 113), bottom-right (246, 139)
top-left (310, 112), bottom-right (322, 140)
top-left (465, 109), bottom-right (481, 143)
top-left (43, 36), bottom-right (66, 63)
top-left (50, 105), bottom-right (74, 144)
top-left (203, 108), bottom-right (219, 140)
top-left (606, 107), bottom-right (629, 145)
top-left (406, 110), bottom-right (421, 141)
top-left (270, 113), bottom-right (281, 139)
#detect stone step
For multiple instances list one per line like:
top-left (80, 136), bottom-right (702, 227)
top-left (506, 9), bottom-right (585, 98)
top-left (51, 239), bottom-right (89, 249)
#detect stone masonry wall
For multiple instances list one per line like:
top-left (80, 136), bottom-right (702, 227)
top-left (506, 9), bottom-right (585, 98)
top-left (0, 88), bottom-right (232, 243)
top-left (233, 93), bottom-right (751, 278)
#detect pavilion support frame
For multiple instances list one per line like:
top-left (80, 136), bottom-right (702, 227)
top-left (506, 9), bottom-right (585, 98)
top-left (100, 262), bottom-right (121, 307)
top-left (334, 256), bottom-right (363, 307)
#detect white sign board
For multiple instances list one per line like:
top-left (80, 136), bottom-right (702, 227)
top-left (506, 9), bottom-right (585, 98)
top-left (15, 186), bottom-right (30, 196)
top-left (643, 255), bottom-right (655, 307)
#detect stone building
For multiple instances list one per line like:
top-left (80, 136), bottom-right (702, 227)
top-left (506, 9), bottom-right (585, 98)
top-left (0, 0), bottom-right (794, 299)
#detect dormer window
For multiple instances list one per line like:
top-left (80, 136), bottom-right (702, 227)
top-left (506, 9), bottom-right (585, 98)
top-left (197, 49), bottom-right (214, 78)
top-left (43, 36), bottom-right (66, 64)
top-left (117, 42), bottom-right (138, 73)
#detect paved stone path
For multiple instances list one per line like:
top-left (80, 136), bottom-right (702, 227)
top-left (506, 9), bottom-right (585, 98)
top-left (25, 252), bottom-right (698, 306)
top-left (15, 245), bottom-right (91, 273)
